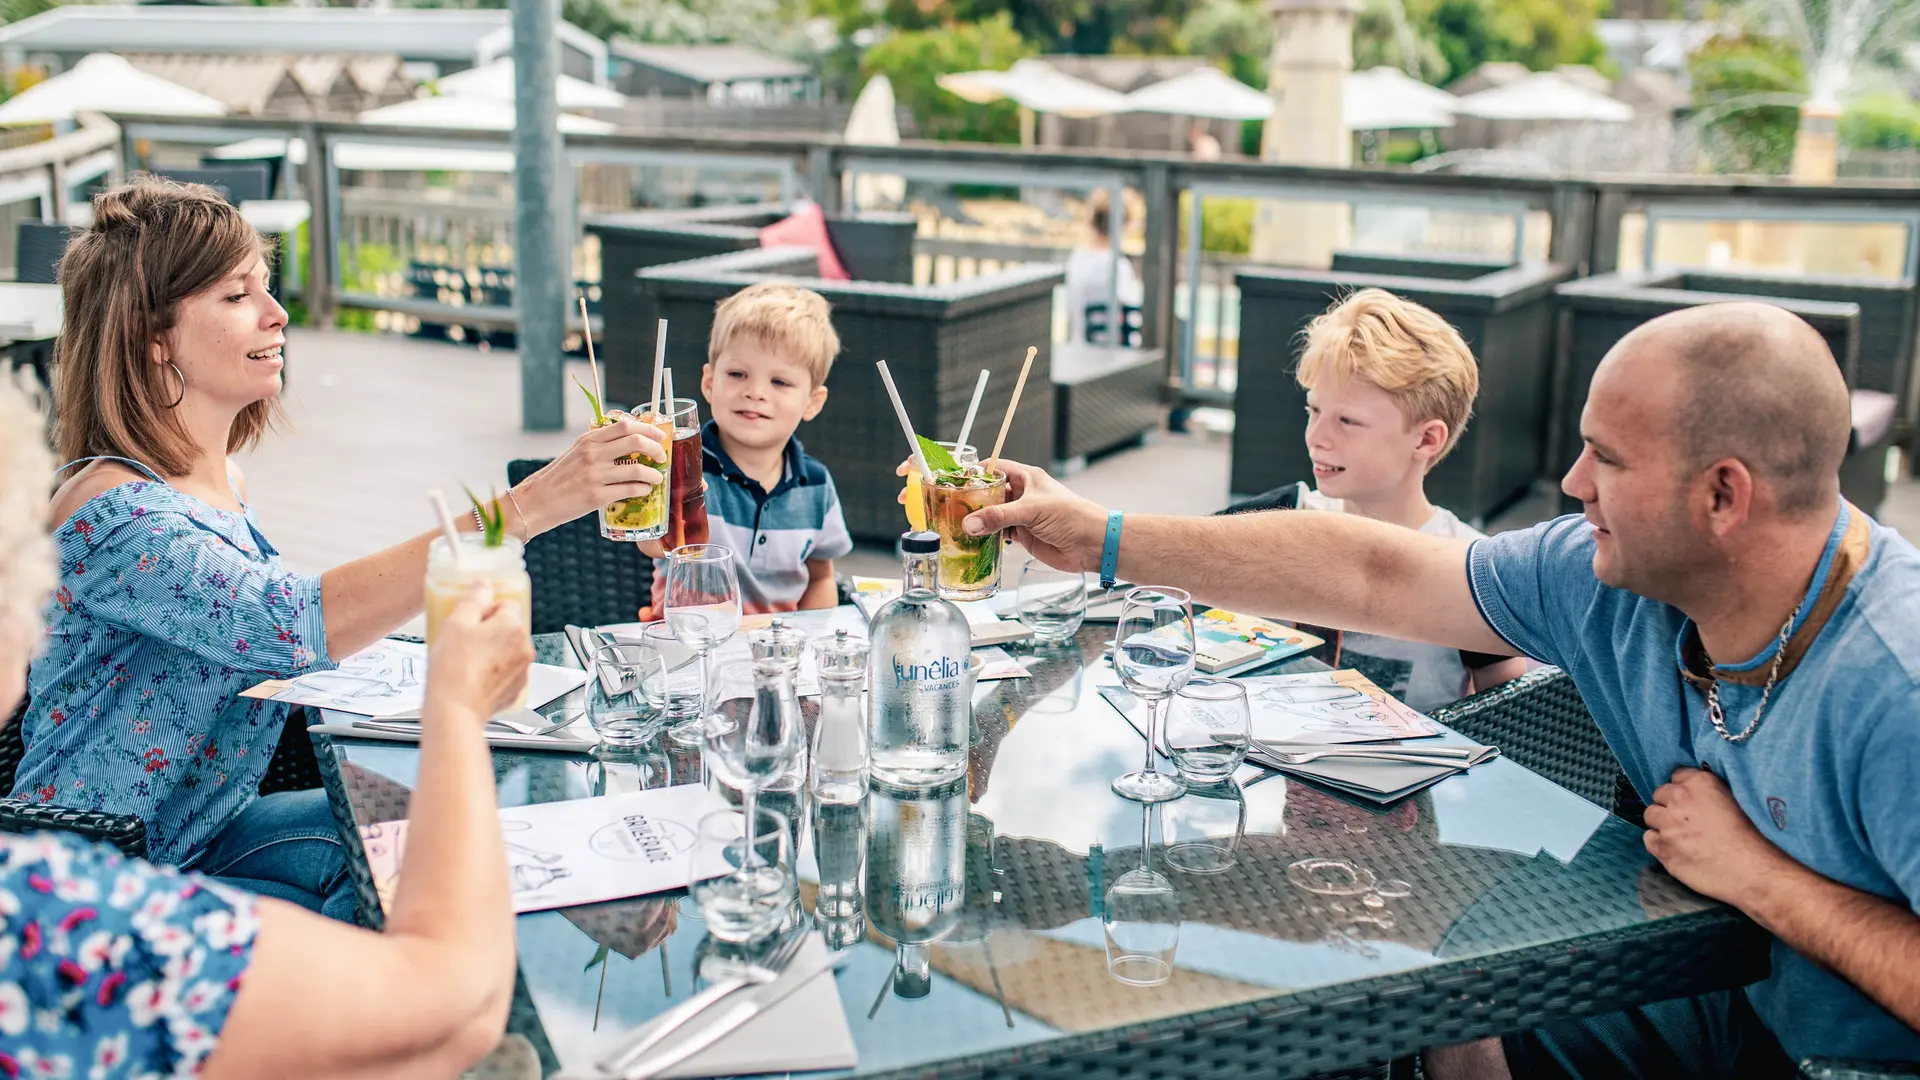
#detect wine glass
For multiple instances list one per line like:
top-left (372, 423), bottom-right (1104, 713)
top-left (664, 544), bottom-right (742, 743)
top-left (702, 658), bottom-right (802, 886)
top-left (1110, 586), bottom-right (1196, 803)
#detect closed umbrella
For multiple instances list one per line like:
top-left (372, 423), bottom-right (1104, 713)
top-left (0, 53), bottom-right (226, 126)
top-left (1343, 67), bottom-right (1457, 130)
top-left (432, 59), bottom-right (627, 110)
top-left (1123, 67), bottom-right (1273, 121)
top-left (359, 95), bottom-right (615, 134)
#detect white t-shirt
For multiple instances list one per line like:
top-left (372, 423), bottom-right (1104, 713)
top-left (1298, 485), bottom-right (1490, 713)
top-left (1063, 246), bottom-right (1139, 345)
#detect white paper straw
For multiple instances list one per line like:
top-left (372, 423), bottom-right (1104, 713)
top-left (987, 347), bottom-right (1037, 472)
top-left (427, 489), bottom-right (466, 568)
top-left (956, 368), bottom-right (989, 448)
top-left (577, 294), bottom-right (602, 410)
top-left (649, 318), bottom-right (668, 418)
top-left (875, 360), bottom-right (932, 479)
top-left (664, 368), bottom-right (675, 417)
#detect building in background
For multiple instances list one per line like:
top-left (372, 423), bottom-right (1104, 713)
top-left (608, 42), bottom-right (816, 105)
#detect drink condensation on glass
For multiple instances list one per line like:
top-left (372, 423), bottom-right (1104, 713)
top-left (598, 408), bottom-right (673, 542)
top-left (424, 535), bottom-right (533, 711)
top-left (661, 397), bottom-right (709, 550)
top-left (931, 469), bottom-right (1008, 601)
top-left (904, 442), bottom-right (977, 532)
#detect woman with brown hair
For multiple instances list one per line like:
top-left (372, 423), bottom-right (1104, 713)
top-left (15, 175), bottom-right (663, 921)
top-left (0, 375), bottom-right (525, 1077)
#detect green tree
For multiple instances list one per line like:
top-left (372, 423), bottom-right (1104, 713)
top-left (859, 12), bottom-right (1033, 143)
top-left (1688, 31), bottom-right (1805, 174)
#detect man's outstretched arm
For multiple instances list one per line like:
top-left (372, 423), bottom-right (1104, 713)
top-left (965, 462), bottom-right (1515, 656)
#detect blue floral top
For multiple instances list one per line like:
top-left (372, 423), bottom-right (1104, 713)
top-left (17, 465), bottom-right (333, 864)
top-left (0, 832), bottom-right (258, 1077)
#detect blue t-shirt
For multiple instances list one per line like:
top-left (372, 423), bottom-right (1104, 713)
top-left (1468, 500), bottom-right (1920, 1062)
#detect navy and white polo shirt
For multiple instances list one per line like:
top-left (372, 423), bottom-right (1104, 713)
top-left (647, 421), bottom-right (853, 616)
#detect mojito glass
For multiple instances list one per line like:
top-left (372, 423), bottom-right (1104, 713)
top-left (930, 468), bottom-right (1008, 601)
top-left (598, 408), bottom-right (673, 542)
top-left (904, 442), bottom-right (977, 532)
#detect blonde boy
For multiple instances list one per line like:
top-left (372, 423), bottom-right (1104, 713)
top-left (642, 281), bottom-right (850, 616)
top-left (1287, 288), bottom-right (1526, 708)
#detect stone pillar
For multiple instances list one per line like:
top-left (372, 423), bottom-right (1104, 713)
top-left (1791, 101), bottom-right (1841, 184)
top-left (1251, 0), bottom-right (1358, 267)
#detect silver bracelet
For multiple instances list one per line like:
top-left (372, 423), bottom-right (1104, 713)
top-left (504, 487), bottom-right (532, 543)
top-left (470, 507), bottom-right (484, 532)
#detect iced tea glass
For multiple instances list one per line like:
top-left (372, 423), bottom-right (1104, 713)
top-left (931, 469), bottom-right (1008, 601)
top-left (424, 535), bottom-right (532, 711)
top-left (660, 397), bottom-right (709, 550)
top-left (597, 408), bottom-right (673, 542)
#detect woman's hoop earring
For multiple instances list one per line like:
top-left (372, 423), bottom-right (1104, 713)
top-left (163, 360), bottom-right (186, 409)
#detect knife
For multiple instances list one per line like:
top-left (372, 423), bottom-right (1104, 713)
top-left (601, 942), bottom-right (845, 1079)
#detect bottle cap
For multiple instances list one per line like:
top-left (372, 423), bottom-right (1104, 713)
top-left (899, 531), bottom-right (939, 555)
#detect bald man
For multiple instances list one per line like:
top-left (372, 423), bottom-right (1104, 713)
top-left (971, 302), bottom-right (1920, 1076)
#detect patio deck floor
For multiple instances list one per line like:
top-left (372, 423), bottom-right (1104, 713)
top-left (236, 327), bottom-right (1920, 634)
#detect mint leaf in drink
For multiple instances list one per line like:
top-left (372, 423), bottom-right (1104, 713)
top-left (916, 435), bottom-right (959, 474)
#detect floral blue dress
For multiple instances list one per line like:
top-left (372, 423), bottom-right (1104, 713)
top-left (0, 832), bottom-right (257, 1077)
top-left (17, 463), bottom-right (334, 864)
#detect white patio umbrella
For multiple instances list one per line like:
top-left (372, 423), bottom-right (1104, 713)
top-left (0, 53), bottom-right (226, 126)
top-left (937, 59), bottom-right (1128, 118)
top-left (359, 95), bottom-right (616, 134)
top-left (432, 59), bottom-right (627, 110)
top-left (1343, 66), bottom-right (1457, 130)
top-left (1122, 67), bottom-right (1273, 121)
top-left (1451, 71), bottom-right (1633, 122)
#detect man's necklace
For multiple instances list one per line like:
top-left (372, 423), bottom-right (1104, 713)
top-left (1700, 602), bottom-right (1803, 743)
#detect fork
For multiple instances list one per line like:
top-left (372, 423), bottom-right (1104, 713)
top-left (596, 930), bottom-right (808, 1075)
top-left (1256, 746), bottom-right (1478, 768)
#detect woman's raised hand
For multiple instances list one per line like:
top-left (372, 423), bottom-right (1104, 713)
top-left (503, 415), bottom-right (667, 536)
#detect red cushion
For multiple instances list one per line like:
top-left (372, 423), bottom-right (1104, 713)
top-left (758, 202), bottom-right (850, 281)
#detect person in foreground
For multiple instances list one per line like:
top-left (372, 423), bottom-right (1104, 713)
top-left (0, 378), bottom-right (522, 1077)
top-left (638, 281), bottom-right (852, 617)
top-left (968, 301), bottom-right (1920, 1075)
top-left (18, 176), bottom-right (662, 920)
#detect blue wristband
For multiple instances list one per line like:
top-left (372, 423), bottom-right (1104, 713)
top-left (1100, 510), bottom-right (1123, 591)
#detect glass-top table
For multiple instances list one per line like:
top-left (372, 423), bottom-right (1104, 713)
top-left (310, 621), bottom-right (1767, 1080)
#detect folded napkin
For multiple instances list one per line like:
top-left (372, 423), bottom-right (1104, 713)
top-left (576, 934), bottom-right (857, 1080)
top-left (1249, 742), bottom-right (1500, 805)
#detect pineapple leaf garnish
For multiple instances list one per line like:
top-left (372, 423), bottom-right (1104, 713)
top-left (573, 376), bottom-right (607, 427)
top-left (464, 484), bottom-right (507, 548)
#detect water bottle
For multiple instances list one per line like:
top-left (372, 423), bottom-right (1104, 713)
top-left (866, 777), bottom-right (966, 1001)
top-left (811, 629), bottom-right (871, 804)
top-left (868, 531), bottom-right (971, 789)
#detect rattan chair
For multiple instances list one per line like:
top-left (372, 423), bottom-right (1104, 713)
top-left (508, 459), bottom-right (654, 633)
